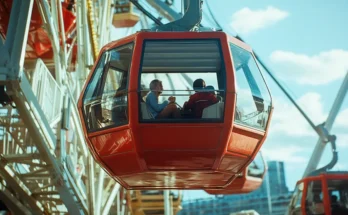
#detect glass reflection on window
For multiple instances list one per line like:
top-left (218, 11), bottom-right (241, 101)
top-left (83, 43), bottom-right (133, 131)
top-left (247, 152), bottom-right (265, 178)
top-left (230, 43), bottom-right (272, 130)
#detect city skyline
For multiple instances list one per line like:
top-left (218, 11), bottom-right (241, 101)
top-left (179, 160), bottom-right (292, 215)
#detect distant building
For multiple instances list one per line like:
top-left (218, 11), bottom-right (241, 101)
top-left (179, 161), bottom-right (292, 215)
top-left (267, 161), bottom-right (289, 195)
top-left (230, 210), bottom-right (260, 215)
top-left (179, 193), bottom-right (292, 215)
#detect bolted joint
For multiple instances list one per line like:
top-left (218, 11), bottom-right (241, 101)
top-left (152, 0), bottom-right (203, 32)
top-left (0, 155), bottom-right (8, 165)
top-left (315, 123), bottom-right (331, 143)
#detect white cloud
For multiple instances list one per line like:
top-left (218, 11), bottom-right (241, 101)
top-left (269, 92), bottom-right (326, 137)
top-left (270, 50), bottom-right (348, 85)
top-left (297, 93), bottom-right (326, 122)
top-left (336, 108), bottom-right (348, 128)
top-left (337, 134), bottom-right (348, 148)
top-left (262, 145), bottom-right (307, 164)
top-left (230, 6), bottom-right (289, 35)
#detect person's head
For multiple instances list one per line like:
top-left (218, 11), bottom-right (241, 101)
top-left (193, 78), bottom-right (206, 91)
top-left (205, 85), bottom-right (215, 95)
top-left (313, 194), bottom-right (321, 203)
top-left (149, 79), bottom-right (163, 93)
top-left (141, 84), bottom-right (150, 98)
top-left (331, 195), bottom-right (338, 203)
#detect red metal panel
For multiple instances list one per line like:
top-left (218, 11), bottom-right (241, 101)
top-left (218, 154), bottom-right (247, 173)
top-left (91, 129), bottom-right (134, 156)
top-left (228, 130), bottom-right (261, 156)
top-left (139, 125), bottom-right (222, 150)
top-left (205, 175), bottom-right (262, 195)
top-left (144, 151), bottom-right (216, 170)
top-left (102, 152), bottom-right (142, 176)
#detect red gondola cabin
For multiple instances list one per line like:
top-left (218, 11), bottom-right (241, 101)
top-left (205, 151), bottom-right (266, 195)
top-left (77, 31), bottom-right (273, 189)
top-left (289, 172), bottom-right (348, 215)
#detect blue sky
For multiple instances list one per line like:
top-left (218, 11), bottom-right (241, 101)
top-left (111, 0), bottom-right (348, 200)
top-left (193, 0), bottom-right (348, 200)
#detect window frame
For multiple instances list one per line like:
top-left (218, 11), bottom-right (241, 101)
top-left (138, 38), bottom-right (227, 124)
top-left (229, 42), bottom-right (272, 132)
top-left (82, 42), bottom-right (134, 133)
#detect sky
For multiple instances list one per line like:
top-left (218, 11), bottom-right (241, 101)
top-left (111, 0), bottom-right (348, 201)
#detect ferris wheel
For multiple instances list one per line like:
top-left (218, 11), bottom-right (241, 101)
top-left (0, 0), bottom-right (347, 215)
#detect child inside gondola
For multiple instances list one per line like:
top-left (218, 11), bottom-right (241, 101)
top-left (183, 79), bottom-right (219, 118)
top-left (146, 79), bottom-right (181, 119)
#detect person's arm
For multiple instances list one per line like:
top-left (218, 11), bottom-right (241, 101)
top-left (147, 93), bottom-right (168, 112)
top-left (184, 96), bottom-right (195, 110)
top-left (210, 94), bottom-right (219, 104)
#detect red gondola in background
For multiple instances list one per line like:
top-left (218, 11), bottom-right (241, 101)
top-left (0, 0), bottom-right (77, 68)
top-left (205, 151), bottom-right (267, 195)
top-left (289, 172), bottom-right (348, 215)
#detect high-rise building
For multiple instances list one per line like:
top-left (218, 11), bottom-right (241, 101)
top-left (267, 161), bottom-right (289, 195)
top-left (255, 161), bottom-right (289, 196)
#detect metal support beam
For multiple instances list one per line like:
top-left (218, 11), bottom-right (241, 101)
top-left (76, 0), bottom-right (93, 97)
top-left (146, 0), bottom-right (181, 21)
top-left (56, 95), bottom-right (70, 161)
top-left (35, 0), bottom-right (63, 85)
top-left (32, 191), bottom-right (59, 196)
top-left (18, 74), bottom-right (57, 150)
top-left (98, 0), bottom-right (111, 47)
top-left (20, 168), bottom-right (48, 177)
top-left (87, 156), bottom-right (96, 214)
top-left (102, 183), bottom-right (120, 215)
top-left (96, 170), bottom-right (105, 215)
top-left (152, 0), bottom-right (203, 31)
top-left (2, 153), bottom-right (41, 162)
top-left (303, 72), bottom-right (348, 177)
top-left (0, 189), bottom-right (32, 215)
top-left (56, 0), bottom-right (67, 67)
top-left (7, 75), bottom-right (84, 214)
top-left (116, 191), bottom-right (121, 215)
top-left (5, 0), bottom-right (34, 80)
top-left (0, 163), bottom-right (43, 214)
top-left (164, 190), bottom-right (171, 215)
top-left (21, 174), bottom-right (51, 180)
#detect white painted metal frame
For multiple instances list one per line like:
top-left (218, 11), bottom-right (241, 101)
top-left (303, 72), bottom-right (348, 177)
top-left (0, 0), bottom-right (125, 214)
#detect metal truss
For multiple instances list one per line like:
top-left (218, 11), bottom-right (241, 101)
top-left (0, 0), bottom-right (127, 214)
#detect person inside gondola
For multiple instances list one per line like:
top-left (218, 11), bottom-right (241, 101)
top-left (331, 195), bottom-right (348, 215)
top-left (205, 85), bottom-right (223, 101)
top-left (309, 193), bottom-right (324, 215)
top-left (183, 79), bottom-right (218, 118)
top-left (111, 74), bottom-right (128, 124)
top-left (146, 79), bottom-right (181, 119)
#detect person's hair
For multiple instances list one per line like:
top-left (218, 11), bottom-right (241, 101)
top-left (193, 78), bottom-right (205, 90)
top-left (150, 79), bottom-right (161, 91)
top-left (205, 85), bottom-right (215, 95)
